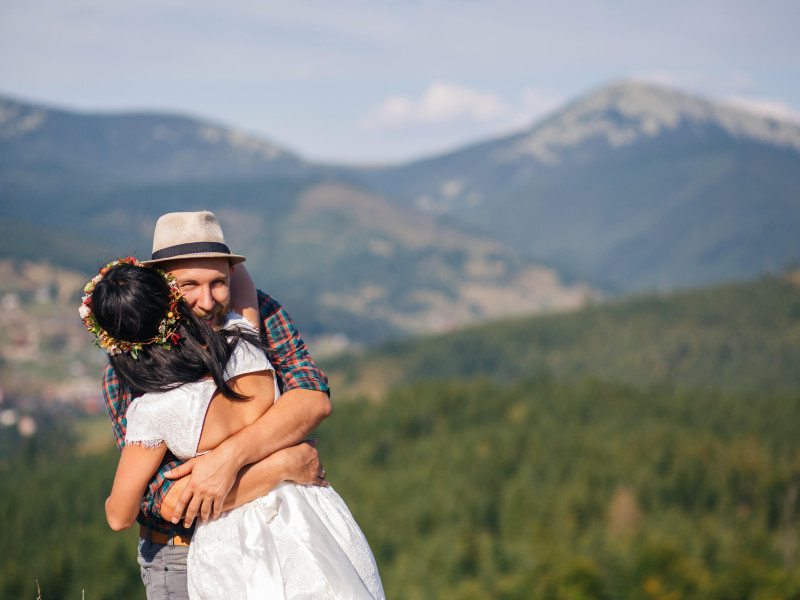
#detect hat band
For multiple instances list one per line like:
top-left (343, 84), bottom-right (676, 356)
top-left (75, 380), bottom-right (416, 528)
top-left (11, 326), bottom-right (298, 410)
top-left (151, 241), bottom-right (232, 261)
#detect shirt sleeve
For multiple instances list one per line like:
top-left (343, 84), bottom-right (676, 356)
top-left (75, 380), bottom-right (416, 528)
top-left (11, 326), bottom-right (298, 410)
top-left (256, 291), bottom-right (330, 395)
top-left (102, 364), bottom-right (181, 520)
top-left (102, 362), bottom-right (129, 451)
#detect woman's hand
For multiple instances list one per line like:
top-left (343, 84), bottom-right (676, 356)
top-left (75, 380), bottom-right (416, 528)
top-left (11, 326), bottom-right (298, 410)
top-left (275, 439), bottom-right (329, 487)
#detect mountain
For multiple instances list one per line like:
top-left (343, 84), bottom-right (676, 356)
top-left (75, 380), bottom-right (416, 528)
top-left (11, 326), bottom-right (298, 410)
top-left (6, 81), bottom-right (799, 346)
top-left (0, 94), bottom-right (592, 347)
top-left (0, 180), bottom-right (592, 348)
top-left (355, 81), bottom-right (800, 292)
top-left (0, 95), bottom-right (311, 192)
top-left (0, 180), bottom-right (593, 399)
top-left (227, 181), bottom-right (593, 340)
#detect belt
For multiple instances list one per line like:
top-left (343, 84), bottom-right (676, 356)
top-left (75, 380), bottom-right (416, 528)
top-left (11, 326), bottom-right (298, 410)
top-left (139, 525), bottom-right (191, 547)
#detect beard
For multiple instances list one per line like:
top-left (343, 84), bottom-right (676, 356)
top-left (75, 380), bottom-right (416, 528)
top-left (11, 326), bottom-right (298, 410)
top-left (193, 304), bottom-right (228, 329)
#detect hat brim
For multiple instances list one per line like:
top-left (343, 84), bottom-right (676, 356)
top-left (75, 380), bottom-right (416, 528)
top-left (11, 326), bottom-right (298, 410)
top-left (140, 252), bottom-right (247, 266)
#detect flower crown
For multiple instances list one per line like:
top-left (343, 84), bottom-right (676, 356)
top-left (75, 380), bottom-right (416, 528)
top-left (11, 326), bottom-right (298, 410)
top-left (79, 257), bottom-right (184, 358)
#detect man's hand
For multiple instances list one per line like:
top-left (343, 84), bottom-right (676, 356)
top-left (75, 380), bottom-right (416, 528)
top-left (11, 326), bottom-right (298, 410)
top-left (163, 440), bottom-right (328, 526)
top-left (165, 444), bottom-right (238, 526)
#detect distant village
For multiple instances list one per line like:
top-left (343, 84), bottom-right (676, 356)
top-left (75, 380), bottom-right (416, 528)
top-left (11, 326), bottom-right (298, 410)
top-left (0, 259), bottom-right (107, 438)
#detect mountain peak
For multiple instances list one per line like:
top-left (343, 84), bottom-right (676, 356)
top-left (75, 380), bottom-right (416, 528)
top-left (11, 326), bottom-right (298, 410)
top-left (497, 80), bottom-right (800, 165)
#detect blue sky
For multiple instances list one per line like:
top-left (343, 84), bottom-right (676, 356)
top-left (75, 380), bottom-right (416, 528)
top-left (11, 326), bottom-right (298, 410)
top-left (1, 1), bottom-right (798, 164)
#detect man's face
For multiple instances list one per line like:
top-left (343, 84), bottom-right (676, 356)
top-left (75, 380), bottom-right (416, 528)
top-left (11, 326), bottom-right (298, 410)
top-left (164, 257), bottom-right (234, 329)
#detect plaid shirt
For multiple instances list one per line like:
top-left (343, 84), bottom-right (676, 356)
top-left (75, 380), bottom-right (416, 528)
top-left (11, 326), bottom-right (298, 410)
top-left (102, 290), bottom-right (330, 537)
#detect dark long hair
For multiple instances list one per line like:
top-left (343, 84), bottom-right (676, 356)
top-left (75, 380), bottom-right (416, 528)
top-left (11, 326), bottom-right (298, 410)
top-left (91, 263), bottom-right (263, 400)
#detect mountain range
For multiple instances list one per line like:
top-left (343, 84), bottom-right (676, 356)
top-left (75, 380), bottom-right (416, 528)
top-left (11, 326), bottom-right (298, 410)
top-left (355, 81), bottom-right (800, 292)
top-left (0, 95), bottom-right (592, 347)
top-left (1, 80), bottom-right (798, 345)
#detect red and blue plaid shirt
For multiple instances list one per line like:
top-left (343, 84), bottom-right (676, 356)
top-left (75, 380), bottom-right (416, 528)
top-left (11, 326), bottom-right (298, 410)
top-left (102, 290), bottom-right (330, 537)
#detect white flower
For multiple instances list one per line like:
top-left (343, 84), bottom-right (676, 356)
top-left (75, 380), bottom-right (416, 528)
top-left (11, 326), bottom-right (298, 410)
top-left (79, 304), bottom-right (91, 319)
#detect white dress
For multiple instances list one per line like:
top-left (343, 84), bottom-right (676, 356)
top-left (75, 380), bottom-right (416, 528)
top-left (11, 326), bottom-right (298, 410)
top-left (125, 314), bottom-right (385, 600)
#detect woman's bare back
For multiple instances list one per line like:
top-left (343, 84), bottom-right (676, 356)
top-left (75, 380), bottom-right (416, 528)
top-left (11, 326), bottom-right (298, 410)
top-left (196, 370), bottom-right (276, 453)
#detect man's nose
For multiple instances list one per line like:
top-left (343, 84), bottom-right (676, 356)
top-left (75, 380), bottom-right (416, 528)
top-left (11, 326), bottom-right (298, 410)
top-left (195, 285), bottom-right (216, 312)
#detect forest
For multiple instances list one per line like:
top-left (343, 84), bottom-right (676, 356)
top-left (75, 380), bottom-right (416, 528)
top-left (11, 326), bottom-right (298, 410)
top-left (2, 275), bottom-right (799, 599)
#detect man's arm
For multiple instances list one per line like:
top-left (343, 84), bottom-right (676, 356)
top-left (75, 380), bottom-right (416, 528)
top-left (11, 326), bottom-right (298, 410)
top-left (160, 439), bottom-right (327, 523)
top-left (166, 388), bottom-right (330, 524)
top-left (165, 290), bottom-right (331, 525)
top-left (104, 363), bottom-right (326, 525)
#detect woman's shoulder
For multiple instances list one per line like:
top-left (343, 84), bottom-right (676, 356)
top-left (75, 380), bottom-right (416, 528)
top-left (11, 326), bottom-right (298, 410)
top-left (223, 311), bottom-right (258, 333)
top-left (225, 340), bottom-right (273, 379)
top-left (222, 313), bottom-right (274, 379)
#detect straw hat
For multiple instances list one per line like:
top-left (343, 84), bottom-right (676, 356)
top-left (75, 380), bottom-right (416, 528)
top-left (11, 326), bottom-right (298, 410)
top-left (141, 211), bottom-right (246, 266)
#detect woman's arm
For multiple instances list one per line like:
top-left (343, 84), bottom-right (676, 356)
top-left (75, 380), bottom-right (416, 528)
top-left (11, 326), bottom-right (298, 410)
top-left (102, 365), bottom-right (182, 523)
top-left (230, 264), bottom-right (260, 329)
top-left (105, 443), bottom-right (168, 531)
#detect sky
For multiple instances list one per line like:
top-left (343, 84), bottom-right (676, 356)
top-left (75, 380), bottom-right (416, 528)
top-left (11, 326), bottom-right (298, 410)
top-left (1, 0), bottom-right (799, 164)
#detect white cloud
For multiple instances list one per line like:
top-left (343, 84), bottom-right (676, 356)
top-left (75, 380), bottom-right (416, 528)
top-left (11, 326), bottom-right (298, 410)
top-left (361, 82), bottom-right (511, 131)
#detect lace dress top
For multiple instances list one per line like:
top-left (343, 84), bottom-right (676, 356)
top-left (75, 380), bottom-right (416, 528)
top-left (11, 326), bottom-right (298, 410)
top-left (125, 313), bottom-right (278, 459)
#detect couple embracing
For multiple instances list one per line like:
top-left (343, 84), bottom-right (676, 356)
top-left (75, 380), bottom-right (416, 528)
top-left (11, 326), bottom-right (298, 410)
top-left (84, 211), bottom-right (384, 599)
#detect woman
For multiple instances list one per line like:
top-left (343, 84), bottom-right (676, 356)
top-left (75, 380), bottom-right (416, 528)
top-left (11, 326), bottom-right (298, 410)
top-left (83, 258), bottom-right (384, 599)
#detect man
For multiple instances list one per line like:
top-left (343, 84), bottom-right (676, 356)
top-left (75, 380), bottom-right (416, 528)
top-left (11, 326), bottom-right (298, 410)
top-left (103, 210), bottom-right (331, 599)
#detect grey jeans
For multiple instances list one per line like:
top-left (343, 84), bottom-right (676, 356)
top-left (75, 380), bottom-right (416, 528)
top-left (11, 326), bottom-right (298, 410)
top-left (137, 537), bottom-right (190, 600)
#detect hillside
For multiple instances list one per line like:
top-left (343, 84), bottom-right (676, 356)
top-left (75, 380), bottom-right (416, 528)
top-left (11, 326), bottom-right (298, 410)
top-left (0, 95), bottom-right (310, 190)
top-left (356, 81), bottom-right (800, 292)
top-left (4, 269), bottom-right (799, 599)
top-left (0, 190), bottom-right (589, 350)
top-left (6, 358), bottom-right (800, 598)
top-left (0, 94), bottom-right (594, 347)
top-left (323, 272), bottom-right (800, 398)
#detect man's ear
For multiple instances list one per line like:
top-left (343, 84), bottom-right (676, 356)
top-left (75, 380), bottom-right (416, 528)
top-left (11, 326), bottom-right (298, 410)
top-left (229, 264), bottom-right (236, 279)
